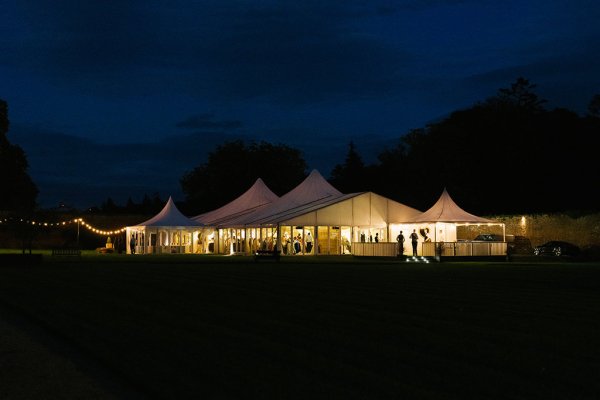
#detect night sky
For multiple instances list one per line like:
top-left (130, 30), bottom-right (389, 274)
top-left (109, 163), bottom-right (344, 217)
top-left (2, 1), bottom-right (599, 208)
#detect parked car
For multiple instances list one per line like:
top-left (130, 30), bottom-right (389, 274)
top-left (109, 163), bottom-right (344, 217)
top-left (474, 234), bottom-right (504, 241)
top-left (533, 241), bottom-right (580, 257)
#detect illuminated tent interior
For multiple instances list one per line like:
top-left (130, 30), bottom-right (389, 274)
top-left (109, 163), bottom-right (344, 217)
top-left (207, 170), bottom-right (423, 256)
top-left (405, 189), bottom-right (506, 257)
top-left (125, 174), bottom-right (507, 257)
top-left (126, 196), bottom-right (204, 254)
top-left (191, 178), bottom-right (279, 253)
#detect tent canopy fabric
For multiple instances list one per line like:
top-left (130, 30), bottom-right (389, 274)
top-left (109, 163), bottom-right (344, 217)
top-left (227, 169), bottom-right (344, 226)
top-left (271, 191), bottom-right (423, 227)
top-left (407, 189), bottom-right (496, 224)
top-left (134, 196), bottom-right (203, 228)
top-left (247, 192), bottom-right (360, 226)
top-left (193, 178), bottom-right (278, 226)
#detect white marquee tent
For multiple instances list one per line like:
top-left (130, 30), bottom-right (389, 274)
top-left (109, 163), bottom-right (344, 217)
top-left (208, 170), bottom-right (422, 255)
top-left (406, 189), bottom-right (506, 257)
top-left (124, 175), bottom-right (506, 258)
top-left (126, 196), bottom-right (204, 254)
top-left (191, 178), bottom-right (279, 253)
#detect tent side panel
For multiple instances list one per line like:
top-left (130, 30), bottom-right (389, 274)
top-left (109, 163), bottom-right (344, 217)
top-left (368, 193), bottom-right (389, 228)
top-left (314, 198), bottom-right (354, 226)
top-left (351, 194), bottom-right (372, 226)
top-left (387, 199), bottom-right (423, 224)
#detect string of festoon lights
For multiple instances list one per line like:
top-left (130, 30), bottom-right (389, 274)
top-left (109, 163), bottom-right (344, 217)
top-left (0, 217), bottom-right (126, 236)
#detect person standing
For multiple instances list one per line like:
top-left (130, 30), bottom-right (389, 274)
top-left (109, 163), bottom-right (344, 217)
top-left (396, 231), bottom-right (405, 256)
top-left (305, 232), bottom-right (314, 254)
top-left (129, 234), bottom-right (136, 254)
top-left (374, 233), bottom-right (379, 243)
top-left (283, 234), bottom-right (290, 255)
top-left (410, 229), bottom-right (419, 256)
top-left (437, 229), bottom-right (445, 257)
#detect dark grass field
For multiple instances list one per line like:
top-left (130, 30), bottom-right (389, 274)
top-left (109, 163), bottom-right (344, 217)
top-left (1, 255), bottom-right (599, 399)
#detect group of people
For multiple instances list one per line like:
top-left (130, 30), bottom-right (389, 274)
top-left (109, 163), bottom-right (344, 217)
top-left (283, 232), bottom-right (314, 255)
top-left (359, 232), bottom-right (380, 243)
top-left (396, 229), bottom-right (420, 257)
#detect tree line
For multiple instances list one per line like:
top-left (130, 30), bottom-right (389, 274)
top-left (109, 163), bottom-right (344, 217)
top-left (182, 79), bottom-right (599, 215)
top-left (91, 193), bottom-right (166, 215)
top-left (329, 78), bottom-right (599, 215)
top-left (2, 78), bottom-right (599, 217)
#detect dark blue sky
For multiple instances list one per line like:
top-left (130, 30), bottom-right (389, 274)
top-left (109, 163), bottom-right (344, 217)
top-left (2, 0), bottom-right (599, 208)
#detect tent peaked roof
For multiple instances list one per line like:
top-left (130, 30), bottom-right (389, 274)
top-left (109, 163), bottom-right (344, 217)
top-left (193, 178), bottom-right (279, 225)
top-left (408, 189), bottom-right (495, 223)
top-left (135, 196), bottom-right (203, 227)
top-left (280, 169), bottom-right (342, 204)
top-left (236, 169), bottom-right (344, 225)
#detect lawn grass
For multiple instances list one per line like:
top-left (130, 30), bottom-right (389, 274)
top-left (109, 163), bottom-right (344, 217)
top-left (0, 255), bottom-right (599, 399)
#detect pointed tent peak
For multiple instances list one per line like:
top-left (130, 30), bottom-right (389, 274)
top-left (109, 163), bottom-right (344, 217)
top-left (192, 178), bottom-right (279, 224)
top-left (234, 169), bottom-right (344, 225)
top-left (302, 169), bottom-right (341, 194)
top-left (135, 195), bottom-right (203, 227)
top-left (280, 169), bottom-right (342, 201)
top-left (219, 178), bottom-right (278, 206)
top-left (438, 188), bottom-right (452, 203)
top-left (306, 169), bottom-right (333, 182)
top-left (408, 189), bottom-right (495, 223)
top-left (435, 188), bottom-right (455, 205)
top-left (248, 178), bottom-right (278, 200)
top-left (155, 196), bottom-right (176, 215)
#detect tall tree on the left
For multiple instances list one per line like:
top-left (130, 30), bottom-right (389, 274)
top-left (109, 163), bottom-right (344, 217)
top-left (0, 99), bottom-right (38, 212)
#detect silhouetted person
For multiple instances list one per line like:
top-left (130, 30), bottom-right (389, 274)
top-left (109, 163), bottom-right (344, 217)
top-left (130, 235), bottom-right (136, 254)
top-left (410, 229), bottom-right (419, 256)
top-left (396, 231), bottom-right (405, 256)
top-left (375, 233), bottom-right (379, 243)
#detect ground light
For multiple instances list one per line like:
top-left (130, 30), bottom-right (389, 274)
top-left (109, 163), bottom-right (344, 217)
top-left (406, 256), bottom-right (430, 263)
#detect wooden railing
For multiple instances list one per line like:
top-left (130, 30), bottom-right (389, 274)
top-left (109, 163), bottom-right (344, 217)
top-left (352, 242), bottom-right (507, 257)
top-left (422, 242), bottom-right (507, 257)
top-left (352, 242), bottom-right (399, 257)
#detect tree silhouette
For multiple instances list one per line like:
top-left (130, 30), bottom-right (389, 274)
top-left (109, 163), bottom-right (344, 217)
top-left (588, 94), bottom-right (600, 118)
top-left (373, 78), bottom-right (599, 214)
top-left (329, 141), bottom-right (369, 193)
top-left (488, 77), bottom-right (547, 111)
top-left (0, 99), bottom-right (38, 213)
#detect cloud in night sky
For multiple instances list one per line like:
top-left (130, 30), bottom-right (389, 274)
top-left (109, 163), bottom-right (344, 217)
top-left (2, 0), bottom-right (599, 207)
